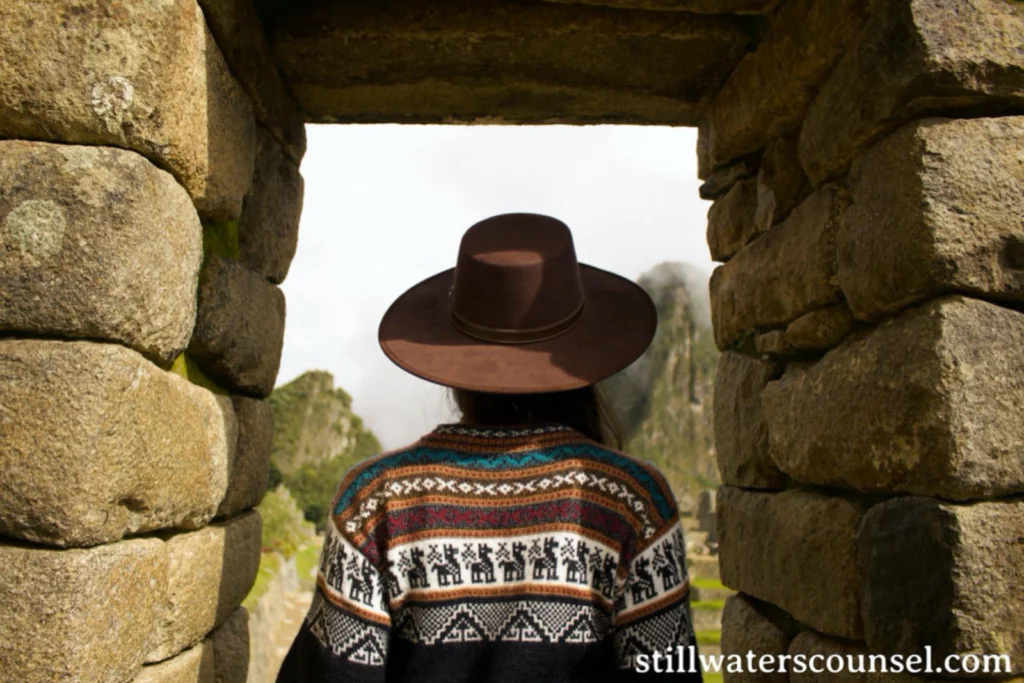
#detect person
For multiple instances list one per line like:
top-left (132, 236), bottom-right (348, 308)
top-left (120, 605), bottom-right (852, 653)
top-left (278, 213), bottom-right (702, 682)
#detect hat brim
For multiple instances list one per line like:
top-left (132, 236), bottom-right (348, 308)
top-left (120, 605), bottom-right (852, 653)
top-left (378, 264), bottom-right (657, 394)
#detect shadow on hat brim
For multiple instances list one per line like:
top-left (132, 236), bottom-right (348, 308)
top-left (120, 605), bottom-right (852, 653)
top-left (378, 264), bottom-right (658, 394)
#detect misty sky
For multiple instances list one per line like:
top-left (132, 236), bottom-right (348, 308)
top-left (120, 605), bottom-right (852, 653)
top-left (278, 124), bottom-right (713, 449)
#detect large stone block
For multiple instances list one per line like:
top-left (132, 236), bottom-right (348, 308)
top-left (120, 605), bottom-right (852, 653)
top-left (763, 296), bottom-right (1024, 501)
top-left (540, 0), bottom-right (778, 12)
top-left (720, 594), bottom-right (794, 683)
top-left (217, 396), bottom-right (274, 518)
top-left (237, 128), bottom-right (304, 284)
top-left (271, 1), bottom-right (749, 125)
top-left (839, 117), bottom-right (1024, 321)
top-left (754, 330), bottom-right (794, 358)
top-left (148, 511), bottom-right (262, 662)
top-left (0, 537), bottom-right (167, 683)
top-left (784, 304), bottom-right (855, 352)
top-left (717, 486), bottom-right (865, 639)
top-left (135, 642), bottom-right (215, 683)
top-left (197, 0), bottom-right (307, 163)
top-left (188, 255), bottom-right (286, 397)
top-left (859, 497), bottom-right (1024, 672)
top-left (710, 186), bottom-right (844, 350)
top-left (0, 339), bottom-right (234, 547)
top-left (700, 0), bottom-right (870, 170)
top-left (698, 155), bottom-right (758, 199)
top-left (210, 607), bottom-right (250, 683)
top-left (713, 352), bottom-right (785, 489)
top-left (0, 0), bottom-right (256, 220)
top-left (754, 136), bottom-right (809, 234)
top-left (0, 141), bottom-right (202, 364)
top-left (707, 178), bottom-right (758, 262)
top-left (799, 0), bottom-right (1024, 184)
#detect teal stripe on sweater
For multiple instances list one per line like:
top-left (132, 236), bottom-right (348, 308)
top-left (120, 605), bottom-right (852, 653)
top-left (333, 442), bottom-right (673, 520)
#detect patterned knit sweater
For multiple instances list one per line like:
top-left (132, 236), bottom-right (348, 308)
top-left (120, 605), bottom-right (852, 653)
top-left (278, 423), bottom-right (701, 682)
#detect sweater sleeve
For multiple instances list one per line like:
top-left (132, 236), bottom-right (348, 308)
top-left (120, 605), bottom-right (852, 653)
top-left (611, 521), bottom-right (703, 682)
top-left (277, 519), bottom-right (391, 683)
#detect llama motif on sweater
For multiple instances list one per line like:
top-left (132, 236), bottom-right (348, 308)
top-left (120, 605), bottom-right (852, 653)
top-left (278, 423), bottom-right (701, 683)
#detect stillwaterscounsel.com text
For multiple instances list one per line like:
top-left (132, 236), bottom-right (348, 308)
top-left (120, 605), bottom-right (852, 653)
top-left (634, 646), bottom-right (1013, 677)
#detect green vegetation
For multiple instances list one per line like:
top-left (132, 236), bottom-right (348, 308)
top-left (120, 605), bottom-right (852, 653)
top-left (169, 353), bottom-right (227, 395)
top-left (257, 486), bottom-right (316, 556)
top-left (692, 577), bottom-right (728, 591)
top-left (696, 629), bottom-right (721, 646)
top-left (704, 673), bottom-right (724, 683)
top-left (691, 599), bottom-right (726, 612)
top-left (268, 371), bottom-right (382, 530)
top-left (295, 542), bottom-right (322, 591)
top-left (202, 219), bottom-right (240, 260)
top-left (244, 486), bottom-right (321, 610)
top-left (600, 262), bottom-right (719, 501)
top-left (243, 551), bottom-right (282, 611)
top-left (282, 427), bottom-right (380, 530)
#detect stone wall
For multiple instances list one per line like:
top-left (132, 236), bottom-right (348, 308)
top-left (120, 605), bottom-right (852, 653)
top-left (2, 0), bottom-right (1023, 680)
top-left (704, 0), bottom-right (1024, 679)
top-left (0, 0), bottom-right (300, 679)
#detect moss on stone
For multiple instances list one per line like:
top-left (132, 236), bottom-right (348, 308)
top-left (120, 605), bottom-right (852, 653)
top-left (169, 353), bottom-right (229, 395)
top-left (202, 219), bottom-right (241, 261)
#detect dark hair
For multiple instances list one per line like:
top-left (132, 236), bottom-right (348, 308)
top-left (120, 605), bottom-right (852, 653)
top-left (450, 385), bottom-right (624, 449)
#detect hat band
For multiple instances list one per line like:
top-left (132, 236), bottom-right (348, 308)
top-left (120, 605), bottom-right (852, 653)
top-left (449, 298), bottom-right (587, 345)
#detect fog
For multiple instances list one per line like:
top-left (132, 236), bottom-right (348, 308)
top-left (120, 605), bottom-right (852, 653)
top-left (279, 124), bottom-right (713, 449)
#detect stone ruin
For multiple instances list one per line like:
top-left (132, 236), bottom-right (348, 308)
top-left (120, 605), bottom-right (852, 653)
top-left (0, 0), bottom-right (1022, 680)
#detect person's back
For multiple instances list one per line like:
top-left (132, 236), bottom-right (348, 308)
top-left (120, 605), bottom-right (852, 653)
top-left (279, 422), bottom-right (700, 682)
top-left (278, 214), bottom-right (702, 681)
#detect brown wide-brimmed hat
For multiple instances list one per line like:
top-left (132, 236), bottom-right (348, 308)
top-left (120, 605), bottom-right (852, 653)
top-left (378, 213), bottom-right (657, 394)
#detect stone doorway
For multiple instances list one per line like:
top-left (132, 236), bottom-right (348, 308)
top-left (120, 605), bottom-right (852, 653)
top-left (1, 0), bottom-right (1023, 680)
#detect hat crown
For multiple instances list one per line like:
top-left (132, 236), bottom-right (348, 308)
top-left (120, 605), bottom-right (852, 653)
top-left (450, 214), bottom-right (586, 343)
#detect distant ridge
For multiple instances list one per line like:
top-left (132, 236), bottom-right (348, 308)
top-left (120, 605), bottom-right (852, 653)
top-left (600, 262), bottom-right (719, 504)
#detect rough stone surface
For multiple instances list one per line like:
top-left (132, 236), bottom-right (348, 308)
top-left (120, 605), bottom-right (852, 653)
top-left (210, 607), bottom-right (250, 683)
top-left (0, 0), bottom-right (256, 221)
top-left (707, 178), bottom-right (757, 262)
top-left (839, 117), bottom-right (1024, 321)
top-left (859, 497), bottom-right (1024, 671)
top-left (271, 1), bottom-right (750, 125)
top-left (0, 141), bottom-right (202, 364)
top-left (698, 155), bottom-right (758, 198)
top-left (198, 0), bottom-right (307, 163)
top-left (0, 537), bottom-right (167, 683)
top-left (784, 305), bottom-right (855, 351)
top-left (755, 136), bottom-right (809, 233)
top-left (0, 339), bottom-right (235, 547)
top-left (720, 594), bottom-right (794, 683)
top-left (135, 642), bottom-right (215, 683)
top-left (754, 330), bottom-right (794, 357)
top-left (799, 0), bottom-right (1024, 184)
top-left (700, 0), bottom-right (870, 170)
top-left (713, 352), bottom-right (786, 489)
top-left (217, 396), bottom-right (274, 518)
top-left (149, 511), bottom-right (262, 662)
top-left (540, 0), bottom-right (779, 12)
top-left (188, 255), bottom-right (286, 398)
top-left (710, 185), bottom-right (844, 350)
top-left (238, 128), bottom-right (304, 284)
top-left (763, 296), bottom-right (1024, 501)
top-left (717, 486), bottom-right (866, 639)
